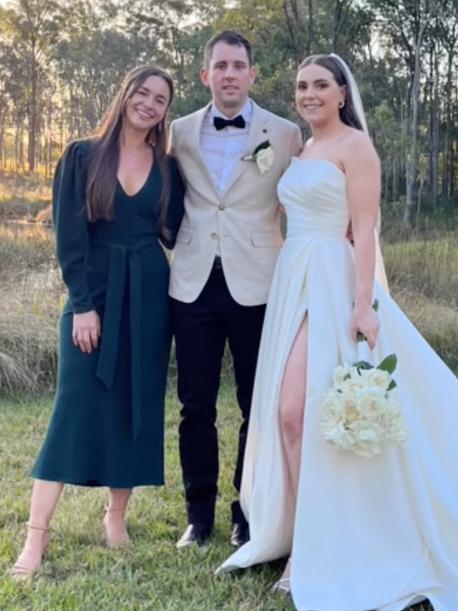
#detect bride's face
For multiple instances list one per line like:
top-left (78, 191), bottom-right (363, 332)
top-left (295, 64), bottom-right (345, 127)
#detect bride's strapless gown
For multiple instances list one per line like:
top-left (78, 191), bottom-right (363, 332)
top-left (219, 159), bottom-right (458, 611)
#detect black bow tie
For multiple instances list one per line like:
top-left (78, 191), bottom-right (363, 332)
top-left (213, 115), bottom-right (246, 131)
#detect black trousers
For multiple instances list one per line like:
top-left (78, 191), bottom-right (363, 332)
top-left (171, 263), bottom-right (266, 527)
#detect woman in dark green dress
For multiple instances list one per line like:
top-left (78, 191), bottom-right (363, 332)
top-left (11, 65), bottom-right (184, 579)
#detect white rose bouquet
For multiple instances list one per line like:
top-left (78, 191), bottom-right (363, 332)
top-left (320, 302), bottom-right (408, 458)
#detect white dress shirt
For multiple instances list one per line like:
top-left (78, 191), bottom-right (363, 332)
top-left (200, 99), bottom-right (253, 196)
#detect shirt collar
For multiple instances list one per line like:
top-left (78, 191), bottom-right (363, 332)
top-left (209, 98), bottom-right (253, 124)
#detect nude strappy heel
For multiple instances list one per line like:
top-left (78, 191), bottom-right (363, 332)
top-left (271, 558), bottom-right (291, 594)
top-left (102, 505), bottom-right (131, 548)
top-left (271, 576), bottom-right (291, 594)
top-left (10, 524), bottom-right (50, 581)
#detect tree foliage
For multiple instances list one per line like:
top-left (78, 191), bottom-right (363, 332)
top-left (0, 0), bottom-right (456, 222)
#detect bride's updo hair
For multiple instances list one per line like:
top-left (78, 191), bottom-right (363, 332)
top-left (298, 55), bottom-right (364, 131)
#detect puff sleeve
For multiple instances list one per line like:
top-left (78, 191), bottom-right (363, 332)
top-left (52, 140), bottom-right (94, 314)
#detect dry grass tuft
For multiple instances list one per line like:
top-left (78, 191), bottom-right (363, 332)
top-left (0, 223), bottom-right (55, 272)
top-left (0, 173), bottom-right (51, 204)
top-left (0, 350), bottom-right (36, 392)
top-left (383, 234), bottom-right (458, 306)
top-left (0, 301), bottom-right (60, 393)
top-left (0, 174), bottom-right (51, 220)
top-left (1, 225), bottom-right (61, 392)
top-left (392, 291), bottom-right (458, 372)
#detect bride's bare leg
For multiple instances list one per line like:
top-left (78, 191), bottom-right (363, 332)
top-left (279, 317), bottom-right (308, 501)
top-left (276, 316), bottom-right (308, 587)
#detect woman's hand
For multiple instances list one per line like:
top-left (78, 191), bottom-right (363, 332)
top-left (72, 310), bottom-right (101, 353)
top-left (351, 302), bottom-right (380, 349)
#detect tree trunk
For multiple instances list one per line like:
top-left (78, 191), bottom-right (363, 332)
top-left (307, 0), bottom-right (313, 55)
top-left (431, 45), bottom-right (439, 207)
top-left (333, 0), bottom-right (348, 51)
top-left (0, 117), bottom-right (4, 174)
top-left (15, 121), bottom-right (20, 175)
top-left (284, 0), bottom-right (306, 64)
top-left (404, 22), bottom-right (426, 226)
top-left (392, 156), bottom-right (399, 202)
top-left (443, 50), bottom-right (454, 199)
top-left (28, 55), bottom-right (38, 172)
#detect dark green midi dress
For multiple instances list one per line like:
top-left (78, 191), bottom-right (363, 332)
top-left (32, 140), bottom-right (184, 488)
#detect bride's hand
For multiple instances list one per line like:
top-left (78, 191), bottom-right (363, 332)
top-left (351, 302), bottom-right (380, 349)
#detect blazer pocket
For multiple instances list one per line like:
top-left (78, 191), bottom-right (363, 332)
top-left (176, 228), bottom-right (193, 244)
top-left (250, 231), bottom-right (283, 247)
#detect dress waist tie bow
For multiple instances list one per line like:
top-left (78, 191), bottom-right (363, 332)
top-left (95, 240), bottom-right (154, 440)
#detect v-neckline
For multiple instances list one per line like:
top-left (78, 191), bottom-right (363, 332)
top-left (117, 161), bottom-right (155, 199)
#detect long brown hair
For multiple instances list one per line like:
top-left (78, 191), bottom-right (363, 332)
top-left (298, 55), bottom-right (364, 131)
top-left (86, 65), bottom-right (174, 230)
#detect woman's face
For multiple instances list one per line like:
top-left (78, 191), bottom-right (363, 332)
top-left (124, 75), bottom-right (171, 133)
top-left (295, 63), bottom-right (345, 127)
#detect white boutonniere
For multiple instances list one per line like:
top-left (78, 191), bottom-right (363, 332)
top-left (242, 140), bottom-right (274, 174)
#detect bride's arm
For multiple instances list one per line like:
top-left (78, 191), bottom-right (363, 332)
top-left (344, 132), bottom-right (381, 349)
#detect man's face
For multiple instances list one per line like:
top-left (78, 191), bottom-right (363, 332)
top-left (200, 42), bottom-right (256, 117)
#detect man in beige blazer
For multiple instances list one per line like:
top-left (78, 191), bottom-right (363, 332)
top-left (170, 30), bottom-right (302, 549)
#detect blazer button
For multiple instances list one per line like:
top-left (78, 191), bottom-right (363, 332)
top-left (218, 203), bottom-right (225, 211)
top-left (211, 232), bottom-right (218, 239)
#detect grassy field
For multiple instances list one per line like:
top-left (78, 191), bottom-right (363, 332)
top-left (0, 390), bottom-right (433, 611)
top-left (383, 233), bottom-right (458, 373)
top-left (1, 389), bottom-right (295, 611)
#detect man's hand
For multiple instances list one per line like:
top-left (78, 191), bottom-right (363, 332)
top-left (72, 310), bottom-right (101, 353)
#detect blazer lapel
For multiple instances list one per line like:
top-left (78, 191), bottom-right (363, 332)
top-left (189, 103), bottom-right (219, 197)
top-left (221, 101), bottom-right (270, 198)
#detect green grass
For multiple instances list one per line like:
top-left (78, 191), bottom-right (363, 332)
top-left (0, 391), bottom-right (433, 611)
top-left (0, 390), bottom-right (294, 611)
top-left (381, 199), bottom-right (458, 243)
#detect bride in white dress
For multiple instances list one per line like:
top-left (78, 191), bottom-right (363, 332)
top-left (218, 54), bottom-right (458, 611)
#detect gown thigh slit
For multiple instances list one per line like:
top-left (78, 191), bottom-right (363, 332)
top-left (219, 158), bottom-right (458, 611)
top-left (279, 313), bottom-right (309, 516)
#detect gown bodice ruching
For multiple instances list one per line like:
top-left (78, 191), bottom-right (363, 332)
top-left (279, 158), bottom-right (349, 242)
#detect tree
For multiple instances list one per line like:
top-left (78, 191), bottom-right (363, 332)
top-left (374, 0), bottom-right (433, 225)
top-left (0, 0), bottom-right (60, 171)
